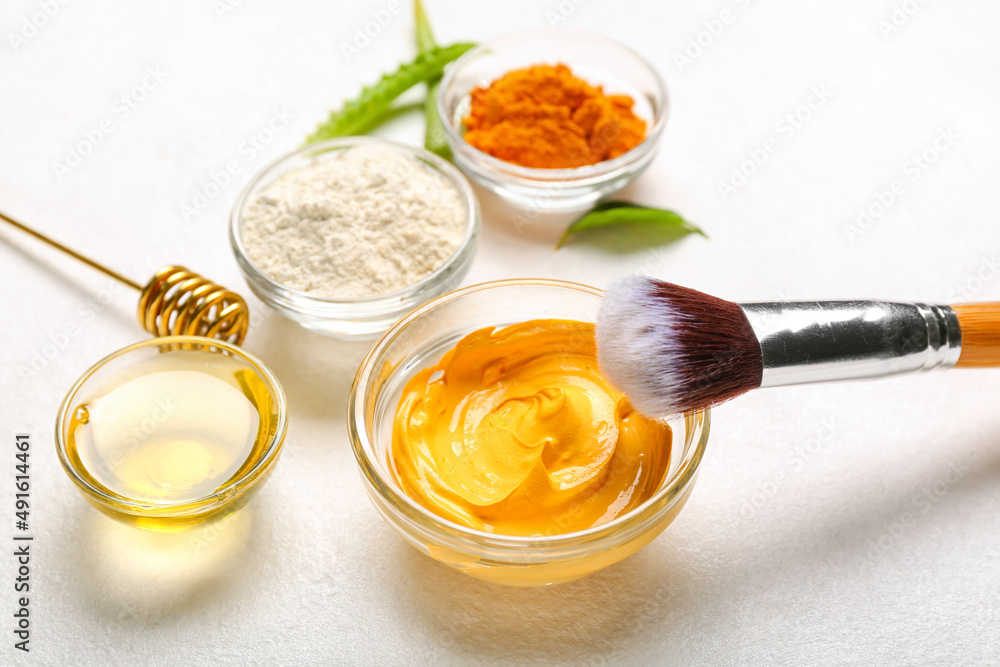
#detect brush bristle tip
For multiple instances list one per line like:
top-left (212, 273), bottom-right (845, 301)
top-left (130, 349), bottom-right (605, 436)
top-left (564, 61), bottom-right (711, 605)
top-left (596, 276), bottom-right (763, 416)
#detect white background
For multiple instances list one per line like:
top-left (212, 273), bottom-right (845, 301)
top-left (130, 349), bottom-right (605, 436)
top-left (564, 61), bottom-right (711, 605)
top-left (2, 0), bottom-right (1000, 664)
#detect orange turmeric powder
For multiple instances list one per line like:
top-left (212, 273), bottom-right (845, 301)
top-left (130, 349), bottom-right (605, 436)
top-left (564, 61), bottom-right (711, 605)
top-left (462, 63), bottom-right (647, 169)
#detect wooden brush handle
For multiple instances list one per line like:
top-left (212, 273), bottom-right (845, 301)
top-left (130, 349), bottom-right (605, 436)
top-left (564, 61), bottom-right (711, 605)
top-left (952, 303), bottom-right (1000, 367)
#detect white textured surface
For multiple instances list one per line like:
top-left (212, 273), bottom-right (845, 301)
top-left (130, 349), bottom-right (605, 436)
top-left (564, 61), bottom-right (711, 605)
top-left (2, 1), bottom-right (999, 665)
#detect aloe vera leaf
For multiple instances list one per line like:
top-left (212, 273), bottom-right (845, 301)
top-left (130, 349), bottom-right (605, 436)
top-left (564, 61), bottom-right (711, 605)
top-left (305, 42), bottom-right (475, 144)
top-left (414, 0), bottom-right (452, 158)
top-left (422, 80), bottom-right (451, 158)
top-left (414, 0), bottom-right (436, 52)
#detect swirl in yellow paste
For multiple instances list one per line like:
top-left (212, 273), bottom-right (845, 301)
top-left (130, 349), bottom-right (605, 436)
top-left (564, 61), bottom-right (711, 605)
top-left (391, 319), bottom-right (672, 536)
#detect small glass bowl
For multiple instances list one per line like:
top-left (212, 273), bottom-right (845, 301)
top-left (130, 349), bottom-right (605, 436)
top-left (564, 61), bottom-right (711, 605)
top-left (348, 280), bottom-right (709, 586)
top-left (438, 30), bottom-right (669, 212)
top-left (230, 137), bottom-right (481, 339)
top-left (55, 336), bottom-right (287, 532)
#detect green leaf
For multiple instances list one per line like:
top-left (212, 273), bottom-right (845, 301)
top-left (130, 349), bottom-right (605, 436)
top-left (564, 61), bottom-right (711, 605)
top-left (423, 79), bottom-right (451, 159)
top-left (305, 42), bottom-right (475, 145)
top-left (556, 202), bottom-right (707, 249)
top-left (414, 0), bottom-right (452, 159)
top-left (414, 0), bottom-right (436, 53)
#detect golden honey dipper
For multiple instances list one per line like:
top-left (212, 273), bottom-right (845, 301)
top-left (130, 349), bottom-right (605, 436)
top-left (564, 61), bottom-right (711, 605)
top-left (0, 209), bottom-right (249, 345)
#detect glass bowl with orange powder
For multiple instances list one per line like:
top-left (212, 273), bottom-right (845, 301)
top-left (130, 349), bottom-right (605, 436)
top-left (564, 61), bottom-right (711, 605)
top-left (438, 30), bottom-right (669, 212)
top-left (348, 280), bottom-right (709, 587)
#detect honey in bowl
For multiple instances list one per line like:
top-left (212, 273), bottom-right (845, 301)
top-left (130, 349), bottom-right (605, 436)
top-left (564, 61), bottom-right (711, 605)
top-left (59, 339), bottom-right (284, 532)
top-left (391, 319), bottom-right (671, 536)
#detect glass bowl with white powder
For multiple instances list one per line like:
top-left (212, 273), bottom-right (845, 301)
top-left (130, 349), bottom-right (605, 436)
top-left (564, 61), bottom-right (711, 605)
top-left (230, 137), bottom-right (479, 339)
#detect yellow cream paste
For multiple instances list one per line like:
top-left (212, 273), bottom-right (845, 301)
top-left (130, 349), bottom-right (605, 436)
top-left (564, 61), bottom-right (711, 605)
top-left (391, 319), bottom-right (672, 536)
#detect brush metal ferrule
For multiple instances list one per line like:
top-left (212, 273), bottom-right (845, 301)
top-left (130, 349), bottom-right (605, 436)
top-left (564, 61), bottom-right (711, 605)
top-left (739, 301), bottom-right (962, 387)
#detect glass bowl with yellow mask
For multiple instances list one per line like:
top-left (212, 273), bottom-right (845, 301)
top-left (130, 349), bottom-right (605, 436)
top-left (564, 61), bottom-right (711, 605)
top-left (349, 280), bottom-right (709, 587)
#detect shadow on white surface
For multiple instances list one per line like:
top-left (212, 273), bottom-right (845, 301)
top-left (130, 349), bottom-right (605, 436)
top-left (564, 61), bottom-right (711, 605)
top-left (66, 506), bottom-right (260, 625)
top-left (474, 179), bottom-right (703, 257)
top-left (375, 422), bottom-right (1000, 662)
top-left (0, 228), bottom-right (136, 330)
top-left (473, 183), bottom-right (581, 246)
top-left (389, 534), bottom-right (702, 663)
top-left (247, 309), bottom-right (373, 422)
top-left (781, 427), bottom-right (1000, 569)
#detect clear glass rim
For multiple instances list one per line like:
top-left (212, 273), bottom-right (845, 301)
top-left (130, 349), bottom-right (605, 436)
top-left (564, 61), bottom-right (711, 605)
top-left (54, 335), bottom-right (288, 516)
top-left (229, 136), bottom-right (481, 305)
top-left (437, 29), bottom-right (670, 181)
top-left (348, 278), bottom-right (710, 554)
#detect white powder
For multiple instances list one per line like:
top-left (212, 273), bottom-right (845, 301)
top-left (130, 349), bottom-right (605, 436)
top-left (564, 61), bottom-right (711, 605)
top-left (240, 143), bottom-right (466, 298)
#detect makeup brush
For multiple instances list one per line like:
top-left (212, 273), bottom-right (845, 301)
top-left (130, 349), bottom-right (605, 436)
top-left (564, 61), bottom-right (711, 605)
top-left (595, 275), bottom-right (1000, 417)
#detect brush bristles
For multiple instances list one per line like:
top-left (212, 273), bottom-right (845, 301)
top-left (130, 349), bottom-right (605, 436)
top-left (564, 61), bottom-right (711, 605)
top-left (596, 276), bottom-right (764, 417)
